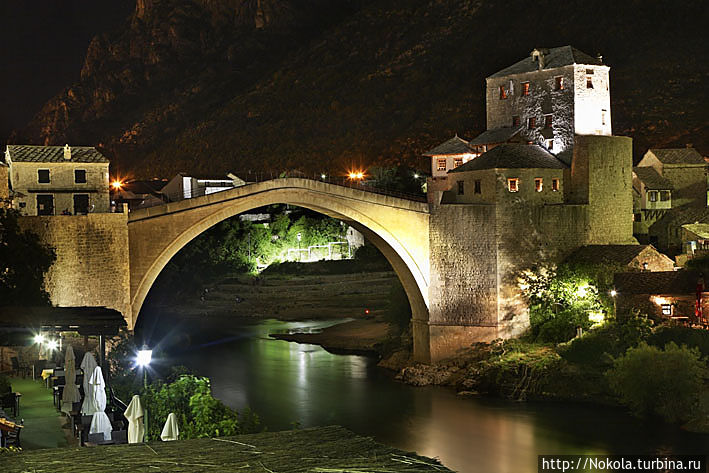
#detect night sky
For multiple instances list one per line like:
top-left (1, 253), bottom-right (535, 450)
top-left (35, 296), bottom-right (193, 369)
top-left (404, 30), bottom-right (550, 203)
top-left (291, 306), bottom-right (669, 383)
top-left (0, 1), bottom-right (132, 142)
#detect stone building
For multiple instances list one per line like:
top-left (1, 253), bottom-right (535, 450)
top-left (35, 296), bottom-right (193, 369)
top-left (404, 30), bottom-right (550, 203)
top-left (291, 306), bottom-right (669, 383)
top-left (0, 161), bottom-right (9, 205)
top-left (423, 136), bottom-right (475, 180)
top-left (637, 147), bottom-right (707, 208)
top-left (160, 172), bottom-right (245, 201)
top-left (632, 166), bottom-right (673, 236)
top-left (4, 145), bottom-right (111, 216)
top-left (565, 244), bottom-right (674, 272)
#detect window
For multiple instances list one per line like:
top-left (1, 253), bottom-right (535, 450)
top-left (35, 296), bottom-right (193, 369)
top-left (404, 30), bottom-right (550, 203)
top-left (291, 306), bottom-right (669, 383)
top-left (474, 180), bottom-right (481, 194)
top-left (521, 82), bottom-right (530, 96)
top-left (457, 181), bottom-right (464, 195)
top-left (454, 157), bottom-right (463, 168)
top-left (634, 213), bottom-right (642, 222)
top-left (648, 191), bottom-right (658, 202)
top-left (554, 76), bottom-right (564, 90)
top-left (507, 178), bottom-right (519, 192)
top-left (38, 169), bottom-right (50, 184)
top-left (546, 139), bottom-right (554, 150)
top-left (586, 69), bottom-right (594, 75)
top-left (661, 304), bottom-right (672, 316)
top-left (512, 115), bottom-right (520, 127)
top-left (586, 76), bottom-right (593, 89)
top-left (535, 178), bottom-right (543, 192)
top-left (437, 158), bottom-right (447, 171)
top-left (74, 169), bottom-right (87, 184)
top-left (601, 109), bottom-right (607, 126)
top-left (660, 190), bottom-right (671, 201)
top-left (73, 194), bottom-right (90, 215)
top-left (499, 85), bottom-right (508, 99)
top-left (527, 117), bottom-right (536, 129)
top-left (544, 114), bottom-right (553, 129)
top-left (552, 178), bottom-right (560, 192)
top-left (36, 195), bottom-right (54, 215)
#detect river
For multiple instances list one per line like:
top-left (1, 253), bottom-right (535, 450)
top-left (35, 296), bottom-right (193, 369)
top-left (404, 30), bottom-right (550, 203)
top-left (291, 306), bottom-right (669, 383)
top-left (139, 315), bottom-right (709, 473)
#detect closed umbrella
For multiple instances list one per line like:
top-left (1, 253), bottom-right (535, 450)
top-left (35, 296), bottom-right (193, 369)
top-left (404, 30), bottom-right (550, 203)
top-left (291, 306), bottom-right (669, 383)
top-left (80, 352), bottom-right (98, 415)
top-left (160, 413), bottom-right (179, 441)
top-left (61, 345), bottom-right (81, 412)
top-left (89, 366), bottom-right (112, 441)
top-left (124, 395), bottom-right (145, 444)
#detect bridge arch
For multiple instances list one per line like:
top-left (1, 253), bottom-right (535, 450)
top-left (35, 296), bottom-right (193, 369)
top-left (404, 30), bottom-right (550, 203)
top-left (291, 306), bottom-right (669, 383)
top-left (127, 178), bottom-right (430, 351)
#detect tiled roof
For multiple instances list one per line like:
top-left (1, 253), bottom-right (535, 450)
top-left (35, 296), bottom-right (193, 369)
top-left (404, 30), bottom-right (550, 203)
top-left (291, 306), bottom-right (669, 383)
top-left (449, 144), bottom-right (567, 172)
top-left (423, 136), bottom-right (470, 156)
top-left (469, 127), bottom-right (523, 146)
top-left (489, 46), bottom-right (603, 78)
top-left (614, 270), bottom-right (703, 295)
top-left (6, 145), bottom-right (109, 164)
top-left (647, 148), bottom-right (705, 165)
top-left (566, 245), bottom-right (653, 266)
top-left (653, 206), bottom-right (709, 228)
top-left (681, 223), bottom-right (709, 240)
top-left (633, 167), bottom-right (673, 190)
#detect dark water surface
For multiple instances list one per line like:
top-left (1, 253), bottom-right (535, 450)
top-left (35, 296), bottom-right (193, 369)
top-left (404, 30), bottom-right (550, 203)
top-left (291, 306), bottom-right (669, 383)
top-left (140, 316), bottom-right (709, 473)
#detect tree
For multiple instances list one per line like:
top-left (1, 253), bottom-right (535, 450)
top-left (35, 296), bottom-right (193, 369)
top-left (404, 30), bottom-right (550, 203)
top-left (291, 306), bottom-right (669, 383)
top-left (0, 208), bottom-right (55, 306)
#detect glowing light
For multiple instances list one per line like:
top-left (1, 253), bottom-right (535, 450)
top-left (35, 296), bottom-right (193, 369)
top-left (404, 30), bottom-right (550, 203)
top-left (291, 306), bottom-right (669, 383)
top-left (588, 311), bottom-right (605, 326)
top-left (34, 334), bottom-right (45, 344)
top-left (413, 173), bottom-right (419, 179)
top-left (136, 347), bottom-right (152, 367)
top-left (576, 284), bottom-right (589, 298)
top-left (46, 339), bottom-right (58, 351)
top-left (610, 289), bottom-right (617, 297)
top-left (651, 295), bottom-right (670, 306)
top-left (348, 171), bottom-right (365, 180)
top-left (364, 309), bottom-right (370, 315)
top-left (111, 180), bottom-right (123, 190)
top-left (321, 174), bottom-right (327, 179)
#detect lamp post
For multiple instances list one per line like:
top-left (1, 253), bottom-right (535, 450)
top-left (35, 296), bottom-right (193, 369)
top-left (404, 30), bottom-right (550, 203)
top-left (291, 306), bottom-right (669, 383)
top-left (610, 289), bottom-right (618, 319)
top-left (137, 346), bottom-right (152, 441)
top-left (297, 232), bottom-right (302, 262)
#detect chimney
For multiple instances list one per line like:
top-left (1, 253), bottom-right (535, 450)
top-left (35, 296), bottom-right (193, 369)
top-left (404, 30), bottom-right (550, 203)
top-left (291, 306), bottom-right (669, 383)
top-left (531, 49), bottom-right (545, 70)
top-left (63, 144), bottom-right (71, 160)
top-left (596, 53), bottom-right (603, 63)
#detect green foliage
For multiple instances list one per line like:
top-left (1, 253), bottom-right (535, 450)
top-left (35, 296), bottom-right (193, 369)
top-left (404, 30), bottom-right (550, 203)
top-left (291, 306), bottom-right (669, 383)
top-left (606, 342), bottom-right (707, 423)
top-left (647, 325), bottom-right (709, 358)
top-left (384, 280), bottom-right (411, 332)
top-left (0, 208), bottom-right (56, 306)
top-left (108, 330), bottom-right (142, 401)
top-left (142, 375), bottom-right (261, 440)
top-left (0, 375), bottom-right (11, 395)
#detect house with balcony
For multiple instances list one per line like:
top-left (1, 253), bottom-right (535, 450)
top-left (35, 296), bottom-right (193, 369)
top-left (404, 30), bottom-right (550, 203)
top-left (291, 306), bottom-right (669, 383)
top-left (4, 145), bottom-right (110, 216)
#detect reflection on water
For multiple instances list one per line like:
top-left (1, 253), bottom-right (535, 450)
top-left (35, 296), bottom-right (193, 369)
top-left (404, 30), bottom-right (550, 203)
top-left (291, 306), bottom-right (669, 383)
top-left (144, 317), bottom-right (709, 473)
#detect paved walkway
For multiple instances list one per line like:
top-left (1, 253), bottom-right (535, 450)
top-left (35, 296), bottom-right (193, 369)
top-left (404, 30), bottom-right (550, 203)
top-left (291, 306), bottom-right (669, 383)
top-left (10, 377), bottom-right (69, 450)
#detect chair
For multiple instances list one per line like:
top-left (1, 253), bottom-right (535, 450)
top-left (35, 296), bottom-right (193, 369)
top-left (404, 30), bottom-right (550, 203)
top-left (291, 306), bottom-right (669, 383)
top-left (0, 392), bottom-right (19, 417)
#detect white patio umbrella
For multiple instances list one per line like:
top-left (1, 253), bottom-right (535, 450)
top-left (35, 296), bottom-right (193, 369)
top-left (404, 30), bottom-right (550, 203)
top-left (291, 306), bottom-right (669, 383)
top-left (89, 366), bottom-right (112, 441)
top-left (61, 345), bottom-right (81, 411)
top-left (80, 352), bottom-right (98, 415)
top-left (160, 413), bottom-right (179, 441)
top-left (124, 395), bottom-right (145, 444)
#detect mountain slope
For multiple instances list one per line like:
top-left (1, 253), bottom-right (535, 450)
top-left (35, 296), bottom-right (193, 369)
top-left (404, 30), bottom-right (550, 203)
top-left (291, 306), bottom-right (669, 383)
top-left (13, 0), bottom-right (709, 177)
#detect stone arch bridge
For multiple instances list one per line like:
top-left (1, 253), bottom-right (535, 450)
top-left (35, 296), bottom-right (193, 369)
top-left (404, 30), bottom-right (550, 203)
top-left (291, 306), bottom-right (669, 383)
top-left (127, 178), bottom-right (437, 360)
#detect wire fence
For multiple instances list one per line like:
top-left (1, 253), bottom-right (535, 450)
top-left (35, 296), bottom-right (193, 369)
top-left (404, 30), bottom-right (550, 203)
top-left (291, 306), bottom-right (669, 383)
top-left (126, 172), bottom-right (428, 210)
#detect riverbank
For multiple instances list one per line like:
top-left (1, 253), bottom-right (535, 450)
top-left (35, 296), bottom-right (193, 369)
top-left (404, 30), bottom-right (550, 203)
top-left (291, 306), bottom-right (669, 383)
top-left (0, 425), bottom-right (453, 472)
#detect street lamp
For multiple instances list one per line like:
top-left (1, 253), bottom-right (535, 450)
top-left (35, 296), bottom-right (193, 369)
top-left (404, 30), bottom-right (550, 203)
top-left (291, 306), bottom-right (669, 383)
top-left (297, 232), bottom-right (302, 262)
top-left (610, 289), bottom-right (618, 318)
top-left (136, 345), bottom-right (152, 442)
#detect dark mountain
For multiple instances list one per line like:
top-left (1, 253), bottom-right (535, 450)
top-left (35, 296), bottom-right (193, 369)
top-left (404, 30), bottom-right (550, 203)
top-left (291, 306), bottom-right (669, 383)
top-left (11, 0), bottom-right (709, 178)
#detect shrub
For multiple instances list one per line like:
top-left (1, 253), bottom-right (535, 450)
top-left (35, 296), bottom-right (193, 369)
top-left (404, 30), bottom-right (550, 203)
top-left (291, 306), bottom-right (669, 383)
top-left (0, 375), bottom-right (11, 395)
top-left (647, 326), bottom-right (709, 358)
top-left (606, 342), bottom-right (706, 423)
top-left (384, 280), bottom-right (411, 333)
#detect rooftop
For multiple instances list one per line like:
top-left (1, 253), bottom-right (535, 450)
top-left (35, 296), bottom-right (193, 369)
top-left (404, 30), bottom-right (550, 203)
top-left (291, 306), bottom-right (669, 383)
top-left (633, 167), bottom-right (674, 190)
top-left (566, 245), bottom-right (659, 266)
top-left (450, 144), bottom-right (567, 172)
top-left (469, 126), bottom-right (523, 146)
top-left (5, 145), bottom-right (109, 164)
top-left (1, 425), bottom-right (452, 473)
top-left (681, 223), bottom-right (709, 240)
top-left (646, 148), bottom-right (706, 166)
top-left (423, 135), bottom-right (470, 156)
top-left (614, 270), bottom-right (703, 295)
top-left (489, 46), bottom-right (603, 78)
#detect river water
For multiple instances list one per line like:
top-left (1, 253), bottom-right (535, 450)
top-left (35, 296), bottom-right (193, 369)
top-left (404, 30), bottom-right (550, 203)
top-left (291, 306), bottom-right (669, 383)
top-left (140, 316), bottom-right (708, 473)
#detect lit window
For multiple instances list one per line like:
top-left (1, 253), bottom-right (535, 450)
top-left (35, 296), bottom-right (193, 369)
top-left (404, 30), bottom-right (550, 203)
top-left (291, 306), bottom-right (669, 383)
top-left (457, 181), bottom-right (464, 195)
top-left (546, 139), bottom-right (554, 150)
top-left (601, 109), bottom-right (607, 126)
top-left (437, 158), bottom-right (447, 171)
top-left (661, 304), bottom-right (672, 316)
top-left (660, 190), bottom-right (671, 201)
top-left (552, 178), bottom-right (560, 192)
top-left (521, 82), bottom-right (530, 96)
top-left (499, 85), bottom-right (508, 99)
top-left (586, 76), bottom-right (593, 89)
top-left (535, 178), bottom-right (543, 192)
top-left (648, 191), bottom-right (658, 202)
top-left (75, 169), bottom-right (87, 184)
top-left (544, 114), bottom-right (553, 129)
top-left (554, 76), bottom-right (564, 90)
top-left (527, 117), bottom-right (536, 129)
top-left (454, 157), bottom-right (463, 168)
top-left (507, 178), bottom-right (519, 192)
top-left (474, 180), bottom-right (481, 194)
top-left (512, 115), bottom-right (520, 127)
top-left (38, 169), bottom-right (50, 184)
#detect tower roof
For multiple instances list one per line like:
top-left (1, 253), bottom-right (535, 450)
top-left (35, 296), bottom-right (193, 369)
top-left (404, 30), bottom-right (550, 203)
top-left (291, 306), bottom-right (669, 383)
top-left (449, 144), bottom-right (567, 172)
top-left (489, 46), bottom-right (604, 78)
top-left (646, 148), bottom-right (706, 165)
top-left (633, 167), bottom-right (674, 190)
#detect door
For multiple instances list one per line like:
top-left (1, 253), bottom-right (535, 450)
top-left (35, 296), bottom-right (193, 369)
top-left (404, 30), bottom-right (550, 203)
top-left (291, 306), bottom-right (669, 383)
top-left (36, 195), bottom-right (54, 215)
top-left (73, 194), bottom-right (89, 215)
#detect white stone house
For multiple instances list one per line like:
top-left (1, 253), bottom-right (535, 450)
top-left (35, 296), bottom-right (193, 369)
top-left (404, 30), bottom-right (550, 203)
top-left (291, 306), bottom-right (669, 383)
top-left (160, 172), bottom-right (246, 201)
top-left (423, 135), bottom-right (476, 180)
top-left (4, 145), bottom-right (111, 216)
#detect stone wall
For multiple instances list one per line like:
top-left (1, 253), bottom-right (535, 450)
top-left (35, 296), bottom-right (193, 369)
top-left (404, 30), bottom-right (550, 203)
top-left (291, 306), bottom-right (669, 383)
top-left (0, 164), bottom-right (8, 202)
top-left (18, 213), bottom-right (131, 322)
top-left (661, 166), bottom-right (707, 208)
